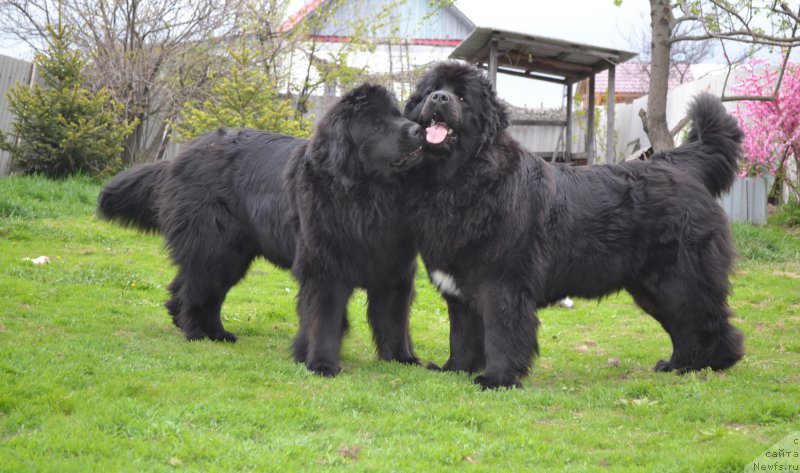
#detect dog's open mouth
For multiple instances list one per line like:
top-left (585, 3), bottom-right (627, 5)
top-left (426, 115), bottom-right (455, 145)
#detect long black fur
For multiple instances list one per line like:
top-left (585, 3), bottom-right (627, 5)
top-left (403, 61), bottom-right (745, 389)
top-left (98, 84), bottom-right (424, 375)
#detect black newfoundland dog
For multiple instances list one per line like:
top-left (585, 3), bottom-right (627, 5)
top-left (98, 84), bottom-right (424, 376)
top-left (403, 61), bottom-right (745, 389)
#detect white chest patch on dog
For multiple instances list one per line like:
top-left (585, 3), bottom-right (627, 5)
top-left (430, 270), bottom-right (462, 297)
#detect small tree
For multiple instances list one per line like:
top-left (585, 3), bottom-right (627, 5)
top-left (732, 58), bottom-right (800, 201)
top-left (171, 37), bottom-right (312, 141)
top-left (0, 22), bottom-right (135, 178)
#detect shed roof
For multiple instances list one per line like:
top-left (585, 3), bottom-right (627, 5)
top-left (450, 27), bottom-right (637, 85)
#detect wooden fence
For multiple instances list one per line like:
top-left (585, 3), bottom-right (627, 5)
top-left (719, 177), bottom-right (769, 225)
top-left (0, 54), bottom-right (34, 176)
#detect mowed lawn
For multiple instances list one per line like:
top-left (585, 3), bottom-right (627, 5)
top-left (1, 175), bottom-right (799, 472)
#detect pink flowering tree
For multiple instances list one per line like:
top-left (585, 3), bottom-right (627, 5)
top-left (732, 58), bottom-right (800, 201)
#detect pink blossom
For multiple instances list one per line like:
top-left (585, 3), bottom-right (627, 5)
top-left (731, 58), bottom-right (800, 182)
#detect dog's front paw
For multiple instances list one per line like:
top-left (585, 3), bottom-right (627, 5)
top-left (208, 330), bottom-right (238, 343)
top-left (654, 359), bottom-right (697, 374)
top-left (388, 355), bottom-right (421, 366)
top-left (442, 358), bottom-right (484, 373)
top-left (653, 359), bottom-right (673, 372)
top-left (307, 361), bottom-right (341, 377)
top-left (474, 375), bottom-right (522, 390)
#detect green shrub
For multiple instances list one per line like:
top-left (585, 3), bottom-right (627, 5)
top-left (0, 23), bottom-right (135, 179)
top-left (171, 37), bottom-right (312, 141)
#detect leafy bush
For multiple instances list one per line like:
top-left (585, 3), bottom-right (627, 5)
top-left (171, 37), bottom-right (312, 141)
top-left (0, 23), bottom-right (136, 179)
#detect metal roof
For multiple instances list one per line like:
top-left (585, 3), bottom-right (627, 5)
top-left (450, 27), bottom-right (637, 85)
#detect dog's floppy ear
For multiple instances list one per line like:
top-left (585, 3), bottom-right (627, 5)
top-left (483, 93), bottom-right (510, 144)
top-left (490, 93), bottom-right (510, 132)
top-left (403, 92), bottom-right (424, 120)
top-left (306, 101), bottom-right (358, 188)
top-left (475, 69), bottom-right (510, 144)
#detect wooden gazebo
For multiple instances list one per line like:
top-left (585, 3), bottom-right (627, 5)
top-left (450, 27), bottom-right (637, 165)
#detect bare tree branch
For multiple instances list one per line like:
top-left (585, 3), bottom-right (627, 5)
top-left (687, 0), bottom-right (800, 47)
top-left (0, 0), bottom-right (249, 163)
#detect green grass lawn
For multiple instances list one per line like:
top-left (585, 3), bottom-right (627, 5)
top-left (1, 175), bottom-right (799, 472)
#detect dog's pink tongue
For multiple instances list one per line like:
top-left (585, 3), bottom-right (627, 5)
top-left (426, 123), bottom-right (448, 144)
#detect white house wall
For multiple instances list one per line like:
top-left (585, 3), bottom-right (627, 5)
top-left (311, 0), bottom-right (472, 42)
top-left (283, 41), bottom-right (455, 102)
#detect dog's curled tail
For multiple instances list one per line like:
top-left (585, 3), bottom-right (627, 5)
top-left (97, 160), bottom-right (170, 232)
top-left (662, 93), bottom-right (744, 197)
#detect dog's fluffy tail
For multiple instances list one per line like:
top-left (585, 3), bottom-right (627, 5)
top-left (658, 93), bottom-right (743, 197)
top-left (97, 160), bottom-right (170, 232)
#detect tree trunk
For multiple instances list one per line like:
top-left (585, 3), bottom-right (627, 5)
top-left (647, 0), bottom-right (675, 152)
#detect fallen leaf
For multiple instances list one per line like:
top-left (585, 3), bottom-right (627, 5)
top-left (338, 445), bottom-right (362, 460)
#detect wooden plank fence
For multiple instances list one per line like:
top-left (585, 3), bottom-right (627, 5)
top-left (719, 176), bottom-right (769, 225)
top-left (0, 54), bottom-right (35, 176)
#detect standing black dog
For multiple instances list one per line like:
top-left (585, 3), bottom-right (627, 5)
top-left (403, 61), bottom-right (745, 389)
top-left (98, 84), bottom-right (424, 376)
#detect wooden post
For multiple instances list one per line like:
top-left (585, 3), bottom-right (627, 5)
top-left (606, 65), bottom-right (616, 164)
top-left (565, 82), bottom-right (573, 162)
top-left (488, 39), bottom-right (498, 91)
top-left (586, 73), bottom-right (596, 165)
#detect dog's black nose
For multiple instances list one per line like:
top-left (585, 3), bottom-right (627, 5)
top-left (430, 91), bottom-right (450, 103)
top-left (408, 124), bottom-right (422, 138)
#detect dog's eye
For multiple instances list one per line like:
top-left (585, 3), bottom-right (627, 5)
top-left (373, 122), bottom-right (384, 132)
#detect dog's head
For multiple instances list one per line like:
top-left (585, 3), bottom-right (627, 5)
top-left (404, 61), bottom-right (510, 161)
top-left (308, 83), bottom-right (423, 185)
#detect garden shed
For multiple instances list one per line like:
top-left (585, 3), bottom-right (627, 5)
top-left (450, 27), bottom-right (637, 165)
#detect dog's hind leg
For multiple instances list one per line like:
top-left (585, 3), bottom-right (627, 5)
top-left (165, 273), bottom-right (184, 329)
top-left (171, 249), bottom-right (254, 342)
top-left (627, 284), bottom-right (685, 371)
top-left (366, 269), bottom-right (419, 365)
top-left (628, 281), bottom-right (743, 373)
top-left (295, 278), bottom-right (353, 377)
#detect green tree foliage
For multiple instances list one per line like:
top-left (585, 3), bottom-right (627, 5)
top-left (171, 38), bottom-right (312, 142)
top-left (0, 23), bottom-right (136, 178)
